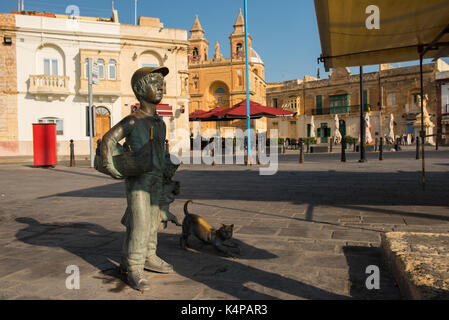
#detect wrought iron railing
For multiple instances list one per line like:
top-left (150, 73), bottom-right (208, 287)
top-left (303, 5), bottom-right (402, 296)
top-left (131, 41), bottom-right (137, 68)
top-left (312, 104), bottom-right (375, 115)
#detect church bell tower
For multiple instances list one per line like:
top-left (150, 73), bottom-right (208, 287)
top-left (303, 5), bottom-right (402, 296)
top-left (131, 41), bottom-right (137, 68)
top-left (188, 15), bottom-right (209, 64)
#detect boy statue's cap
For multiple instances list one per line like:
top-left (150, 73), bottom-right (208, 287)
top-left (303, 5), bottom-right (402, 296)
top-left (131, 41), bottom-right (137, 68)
top-left (131, 66), bottom-right (169, 85)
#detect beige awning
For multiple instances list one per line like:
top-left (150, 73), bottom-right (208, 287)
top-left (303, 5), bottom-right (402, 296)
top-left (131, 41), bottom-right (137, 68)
top-left (314, 0), bottom-right (449, 71)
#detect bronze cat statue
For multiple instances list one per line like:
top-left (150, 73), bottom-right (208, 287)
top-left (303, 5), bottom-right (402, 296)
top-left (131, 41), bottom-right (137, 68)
top-left (180, 200), bottom-right (239, 257)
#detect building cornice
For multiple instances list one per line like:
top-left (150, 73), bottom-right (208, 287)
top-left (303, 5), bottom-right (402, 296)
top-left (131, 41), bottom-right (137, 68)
top-left (14, 26), bottom-right (188, 48)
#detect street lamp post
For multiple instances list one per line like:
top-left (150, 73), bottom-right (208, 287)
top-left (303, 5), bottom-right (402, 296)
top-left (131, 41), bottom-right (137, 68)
top-left (244, 0), bottom-right (252, 165)
top-left (359, 66), bottom-right (366, 163)
top-left (378, 67), bottom-right (383, 142)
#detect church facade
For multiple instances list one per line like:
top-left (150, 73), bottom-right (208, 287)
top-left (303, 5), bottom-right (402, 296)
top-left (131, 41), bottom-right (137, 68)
top-left (188, 9), bottom-right (267, 138)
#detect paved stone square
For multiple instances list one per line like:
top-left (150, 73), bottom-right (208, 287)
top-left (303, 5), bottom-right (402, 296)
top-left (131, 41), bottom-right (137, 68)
top-left (0, 148), bottom-right (448, 299)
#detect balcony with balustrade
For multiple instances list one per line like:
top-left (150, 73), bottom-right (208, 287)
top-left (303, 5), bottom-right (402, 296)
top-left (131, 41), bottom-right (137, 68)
top-left (28, 75), bottom-right (70, 100)
top-left (404, 103), bottom-right (421, 115)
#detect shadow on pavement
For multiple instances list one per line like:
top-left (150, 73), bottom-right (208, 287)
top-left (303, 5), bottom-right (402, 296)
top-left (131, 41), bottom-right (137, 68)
top-left (15, 217), bottom-right (348, 299)
top-left (40, 169), bottom-right (449, 223)
top-left (343, 246), bottom-right (401, 299)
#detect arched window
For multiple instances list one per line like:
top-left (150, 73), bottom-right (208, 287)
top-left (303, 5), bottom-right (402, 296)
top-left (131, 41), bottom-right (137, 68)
top-left (97, 59), bottom-right (105, 79)
top-left (236, 43), bottom-right (243, 53)
top-left (191, 47), bottom-right (199, 63)
top-left (95, 106), bottom-right (110, 115)
top-left (36, 44), bottom-right (64, 76)
top-left (108, 60), bottom-right (117, 80)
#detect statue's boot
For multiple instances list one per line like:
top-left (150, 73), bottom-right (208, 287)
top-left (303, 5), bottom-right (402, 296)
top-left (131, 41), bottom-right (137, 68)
top-left (127, 268), bottom-right (150, 291)
top-left (144, 226), bottom-right (173, 274)
top-left (144, 254), bottom-right (173, 274)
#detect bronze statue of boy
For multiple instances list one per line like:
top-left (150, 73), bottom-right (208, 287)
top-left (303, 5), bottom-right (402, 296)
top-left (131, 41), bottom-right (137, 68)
top-left (98, 66), bottom-right (180, 291)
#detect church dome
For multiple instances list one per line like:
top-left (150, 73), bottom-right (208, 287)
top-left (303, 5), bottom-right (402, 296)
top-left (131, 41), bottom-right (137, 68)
top-left (251, 48), bottom-right (264, 64)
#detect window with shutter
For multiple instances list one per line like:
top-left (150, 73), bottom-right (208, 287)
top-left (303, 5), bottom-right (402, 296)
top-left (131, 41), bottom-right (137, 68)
top-left (316, 95), bottom-right (322, 108)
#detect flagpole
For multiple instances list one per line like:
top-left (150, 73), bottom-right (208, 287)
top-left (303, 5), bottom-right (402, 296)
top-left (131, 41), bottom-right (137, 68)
top-left (135, 0), bottom-right (137, 25)
top-left (244, 0), bottom-right (251, 164)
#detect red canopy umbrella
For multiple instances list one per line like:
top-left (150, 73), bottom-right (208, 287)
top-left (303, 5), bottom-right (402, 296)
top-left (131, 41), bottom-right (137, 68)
top-left (215, 100), bottom-right (295, 119)
top-left (189, 100), bottom-right (295, 121)
top-left (189, 109), bottom-right (208, 120)
top-left (189, 107), bottom-right (227, 121)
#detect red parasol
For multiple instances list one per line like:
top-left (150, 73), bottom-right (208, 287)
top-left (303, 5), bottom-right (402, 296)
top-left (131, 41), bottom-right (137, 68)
top-left (215, 100), bottom-right (295, 119)
top-left (189, 107), bottom-right (227, 121)
top-left (189, 109), bottom-right (208, 120)
top-left (189, 100), bottom-right (295, 121)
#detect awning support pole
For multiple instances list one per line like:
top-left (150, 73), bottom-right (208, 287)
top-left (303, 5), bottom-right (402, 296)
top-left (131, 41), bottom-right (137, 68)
top-left (416, 23), bottom-right (449, 190)
top-left (244, 0), bottom-right (252, 164)
top-left (359, 66), bottom-right (366, 163)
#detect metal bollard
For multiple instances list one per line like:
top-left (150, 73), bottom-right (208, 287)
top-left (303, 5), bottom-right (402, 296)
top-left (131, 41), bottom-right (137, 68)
top-left (416, 136), bottom-right (420, 160)
top-left (379, 137), bottom-right (383, 161)
top-left (211, 147), bottom-right (216, 166)
top-left (341, 139), bottom-right (346, 162)
top-left (329, 138), bottom-right (333, 153)
top-left (353, 141), bottom-right (356, 152)
top-left (394, 138), bottom-right (399, 151)
top-left (306, 138), bottom-right (310, 153)
top-left (299, 139), bottom-right (304, 164)
top-left (69, 139), bottom-right (75, 167)
top-left (375, 137), bottom-right (378, 152)
top-left (436, 135), bottom-right (439, 151)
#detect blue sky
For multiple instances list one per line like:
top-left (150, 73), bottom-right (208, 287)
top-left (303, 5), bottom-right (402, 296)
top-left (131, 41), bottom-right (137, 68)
top-left (2, 0), bottom-right (447, 82)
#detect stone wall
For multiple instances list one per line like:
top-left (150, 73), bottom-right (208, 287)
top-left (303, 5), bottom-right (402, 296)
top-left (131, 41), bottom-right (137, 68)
top-left (0, 14), bottom-right (18, 156)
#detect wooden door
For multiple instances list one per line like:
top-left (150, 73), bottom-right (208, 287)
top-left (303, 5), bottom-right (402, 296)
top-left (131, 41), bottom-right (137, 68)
top-left (94, 114), bottom-right (111, 145)
top-left (288, 121), bottom-right (297, 138)
top-left (320, 123), bottom-right (329, 143)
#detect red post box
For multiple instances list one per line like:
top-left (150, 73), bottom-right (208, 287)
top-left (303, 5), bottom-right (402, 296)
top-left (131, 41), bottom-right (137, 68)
top-left (32, 123), bottom-right (57, 166)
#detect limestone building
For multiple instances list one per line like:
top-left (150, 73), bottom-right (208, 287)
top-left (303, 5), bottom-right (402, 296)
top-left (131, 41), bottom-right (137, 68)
top-left (266, 60), bottom-right (449, 145)
top-left (188, 9), bottom-right (267, 137)
top-left (0, 14), bottom-right (18, 156)
top-left (0, 9), bottom-right (189, 157)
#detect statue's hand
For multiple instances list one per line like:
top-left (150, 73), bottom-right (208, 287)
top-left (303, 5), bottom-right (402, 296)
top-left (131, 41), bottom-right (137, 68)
top-left (105, 164), bottom-right (124, 180)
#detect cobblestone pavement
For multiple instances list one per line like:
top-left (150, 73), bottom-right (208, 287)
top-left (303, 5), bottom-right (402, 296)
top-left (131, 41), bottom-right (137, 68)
top-left (0, 149), bottom-right (448, 299)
